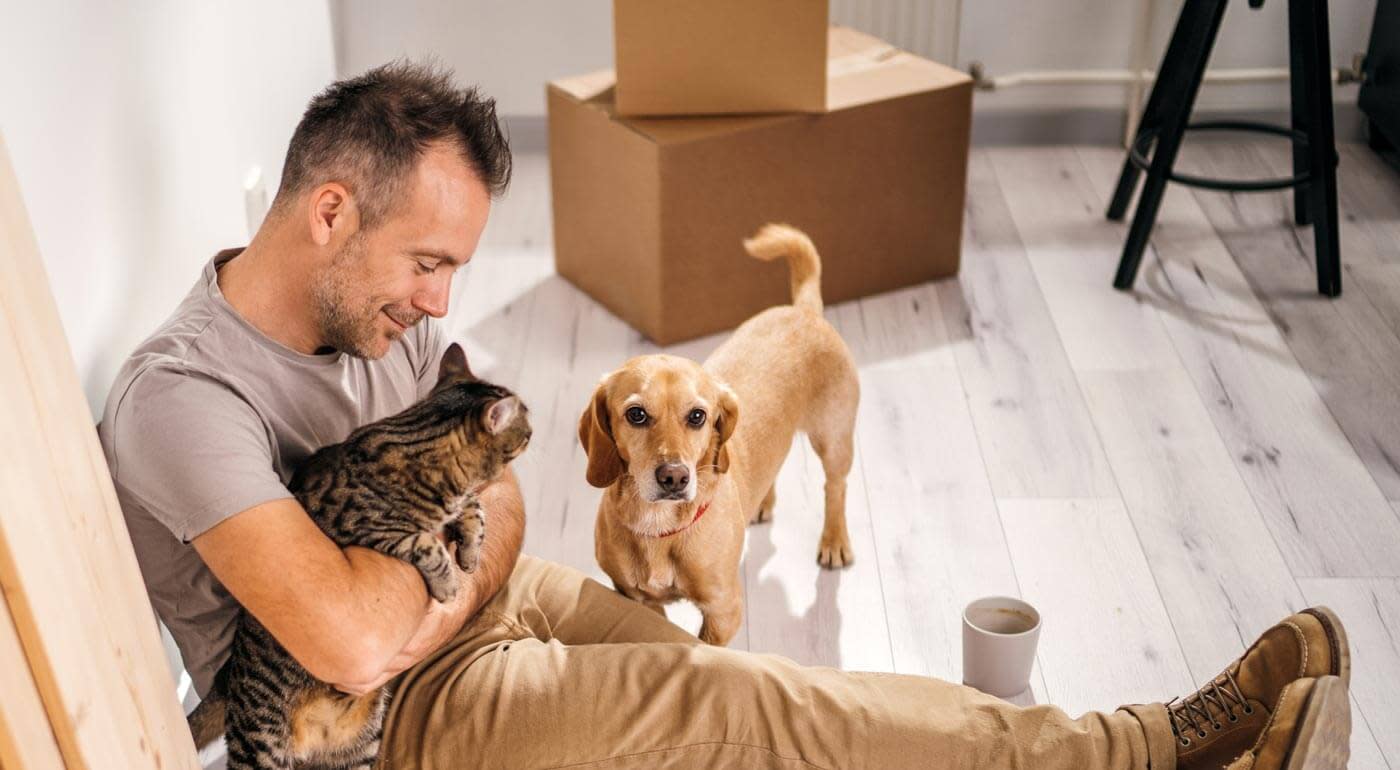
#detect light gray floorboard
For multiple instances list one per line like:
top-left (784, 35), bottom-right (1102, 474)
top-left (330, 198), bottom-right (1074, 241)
top-left (1175, 143), bottom-right (1400, 502)
top-left (999, 498), bottom-right (1194, 716)
top-left (988, 147), bottom-right (1305, 674)
top-left (1078, 146), bottom-right (1400, 579)
top-left (939, 152), bottom-right (1118, 500)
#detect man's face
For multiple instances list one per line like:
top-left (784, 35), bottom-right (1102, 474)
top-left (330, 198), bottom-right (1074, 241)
top-left (312, 142), bottom-right (491, 359)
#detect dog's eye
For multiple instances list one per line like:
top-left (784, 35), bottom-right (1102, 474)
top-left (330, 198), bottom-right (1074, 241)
top-left (687, 409), bottom-right (707, 427)
top-left (625, 406), bottom-right (648, 426)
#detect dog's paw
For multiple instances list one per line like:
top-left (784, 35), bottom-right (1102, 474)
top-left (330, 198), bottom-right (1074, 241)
top-left (817, 532), bottom-right (854, 569)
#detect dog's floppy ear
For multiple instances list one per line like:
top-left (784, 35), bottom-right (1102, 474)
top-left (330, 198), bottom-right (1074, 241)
top-left (712, 385), bottom-right (740, 474)
top-left (578, 379), bottom-right (624, 488)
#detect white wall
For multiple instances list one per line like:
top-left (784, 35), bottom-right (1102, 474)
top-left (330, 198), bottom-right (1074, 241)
top-left (961, 0), bottom-right (1376, 112)
top-left (0, 1), bottom-right (337, 417)
top-left (331, 0), bottom-right (614, 116)
top-left (332, 0), bottom-right (1378, 117)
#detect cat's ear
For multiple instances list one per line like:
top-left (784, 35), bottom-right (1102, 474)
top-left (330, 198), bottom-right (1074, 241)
top-left (438, 342), bottom-right (473, 384)
top-left (577, 377), bottom-right (624, 488)
top-left (484, 396), bottom-right (520, 435)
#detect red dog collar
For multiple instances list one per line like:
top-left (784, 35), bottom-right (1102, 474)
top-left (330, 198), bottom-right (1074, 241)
top-left (652, 501), bottom-right (711, 538)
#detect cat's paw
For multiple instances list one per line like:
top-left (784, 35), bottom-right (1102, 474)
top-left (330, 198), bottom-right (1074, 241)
top-left (453, 507), bottom-right (486, 573)
top-left (456, 540), bottom-right (481, 573)
top-left (426, 571), bottom-right (459, 603)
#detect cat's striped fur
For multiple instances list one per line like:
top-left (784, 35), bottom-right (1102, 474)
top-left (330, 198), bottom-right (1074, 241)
top-left (186, 343), bottom-right (531, 770)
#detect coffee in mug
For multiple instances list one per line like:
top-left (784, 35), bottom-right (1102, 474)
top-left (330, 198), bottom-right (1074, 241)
top-left (962, 596), bottom-right (1042, 698)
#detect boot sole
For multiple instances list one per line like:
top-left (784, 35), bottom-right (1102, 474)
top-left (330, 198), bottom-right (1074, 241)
top-left (1283, 676), bottom-right (1351, 770)
top-left (1301, 606), bottom-right (1351, 687)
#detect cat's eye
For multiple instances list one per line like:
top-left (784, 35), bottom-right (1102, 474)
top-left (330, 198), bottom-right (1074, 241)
top-left (625, 406), bottom-right (648, 426)
top-left (687, 408), bottom-right (707, 427)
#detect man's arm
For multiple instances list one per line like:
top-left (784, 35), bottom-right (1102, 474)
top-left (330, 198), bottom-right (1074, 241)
top-left (336, 466), bottom-right (525, 693)
top-left (193, 466), bottom-right (525, 689)
top-left (194, 500), bottom-right (430, 686)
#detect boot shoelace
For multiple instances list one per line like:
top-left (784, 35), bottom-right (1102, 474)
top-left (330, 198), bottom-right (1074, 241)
top-left (1167, 670), bottom-right (1255, 747)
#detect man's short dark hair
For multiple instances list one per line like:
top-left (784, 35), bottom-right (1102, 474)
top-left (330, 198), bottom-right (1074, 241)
top-left (272, 60), bottom-right (512, 228)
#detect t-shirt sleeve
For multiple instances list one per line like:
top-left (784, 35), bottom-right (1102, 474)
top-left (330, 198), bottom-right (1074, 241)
top-left (415, 317), bottom-right (448, 398)
top-left (106, 365), bottom-right (292, 543)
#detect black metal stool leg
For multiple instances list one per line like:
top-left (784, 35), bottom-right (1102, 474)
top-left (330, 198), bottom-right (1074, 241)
top-left (1288, 0), bottom-right (1312, 226)
top-left (1108, 1), bottom-right (1218, 221)
top-left (1294, 0), bottom-right (1342, 296)
top-left (1114, 0), bottom-right (1230, 290)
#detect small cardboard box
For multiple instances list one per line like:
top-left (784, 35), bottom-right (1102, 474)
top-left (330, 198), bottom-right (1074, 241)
top-left (613, 0), bottom-right (828, 117)
top-left (547, 26), bottom-right (973, 345)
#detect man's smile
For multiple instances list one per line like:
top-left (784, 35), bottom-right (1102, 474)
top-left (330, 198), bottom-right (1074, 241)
top-left (383, 309), bottom-right (422, 331)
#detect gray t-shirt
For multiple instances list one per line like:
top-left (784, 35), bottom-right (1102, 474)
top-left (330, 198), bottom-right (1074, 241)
top-left (98, 248), bottom-right (445, 697)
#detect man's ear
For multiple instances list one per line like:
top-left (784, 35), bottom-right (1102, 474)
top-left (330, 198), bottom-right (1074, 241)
top-left (308, 182), bottom-right (357, 247)
top-left (712, 385), bottom-right (740, 474)
top-left (577, 378), bottom-right (624, 488)
top-left (438, 342), bottom-right (473, 384)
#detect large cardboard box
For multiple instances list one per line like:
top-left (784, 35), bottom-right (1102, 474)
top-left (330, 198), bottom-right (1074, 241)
top-left (613, 0), bottom-right (828, 117)
top-left (547, 26), bottom-right (973, 345)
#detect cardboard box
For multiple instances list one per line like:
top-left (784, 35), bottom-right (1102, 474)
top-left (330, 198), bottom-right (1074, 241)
top-left (548, 26), bottom-right (973, 345)
top-left (614, 0), bottom-right (828, 117)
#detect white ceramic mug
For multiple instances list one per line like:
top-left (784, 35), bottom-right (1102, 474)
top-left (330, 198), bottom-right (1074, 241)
top-left (962, 596), bottom-right (1042, 698)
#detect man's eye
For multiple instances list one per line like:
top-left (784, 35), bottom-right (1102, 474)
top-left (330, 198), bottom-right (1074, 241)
top-left (625, 406), bottom-right (648, 426)
top-left (687, 409), bottom-right (706, 427)
top-left (414, 261), bottom-right (435, 276)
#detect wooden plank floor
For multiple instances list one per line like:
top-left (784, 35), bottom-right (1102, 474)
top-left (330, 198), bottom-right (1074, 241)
top-left (444, 146), bottom-right (1400, 767)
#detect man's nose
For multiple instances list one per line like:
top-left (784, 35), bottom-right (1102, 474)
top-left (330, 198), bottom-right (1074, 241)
top-left (412, 272), bottom-right (452, 318)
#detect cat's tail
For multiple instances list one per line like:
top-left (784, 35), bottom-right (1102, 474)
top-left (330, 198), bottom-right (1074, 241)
top-left (743, 223), bottom-right (823, 315)
top-left (186, 692), bottom-right (227, 750)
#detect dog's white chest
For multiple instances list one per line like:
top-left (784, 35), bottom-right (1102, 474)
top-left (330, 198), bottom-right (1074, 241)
top-left (644, 563), bottom-right (675, 593)
top-left (626, 558), bottom-right (680, 601)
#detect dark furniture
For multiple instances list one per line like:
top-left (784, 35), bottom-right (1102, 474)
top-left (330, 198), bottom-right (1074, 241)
top-left (1107, 0), bottom-right (1342, 297)
top-left (1360, 0), bottom-right (1400, 169)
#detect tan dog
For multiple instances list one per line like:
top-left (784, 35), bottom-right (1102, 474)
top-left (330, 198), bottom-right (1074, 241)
top-left (578, 224), bottom-right (860, 646)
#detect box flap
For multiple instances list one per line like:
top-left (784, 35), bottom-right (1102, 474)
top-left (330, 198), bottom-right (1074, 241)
top-left (550, 70), bottom-right (618, 104)
top-left (548, 26), bottom-right (971, 146)
top-left (551, 71), bottom-right (793, 144)
top-left (825, 26), bottom-right (972, 111)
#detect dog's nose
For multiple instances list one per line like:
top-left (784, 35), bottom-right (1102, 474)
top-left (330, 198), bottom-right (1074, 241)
top-left (655, 463), bottom-right (690, 493)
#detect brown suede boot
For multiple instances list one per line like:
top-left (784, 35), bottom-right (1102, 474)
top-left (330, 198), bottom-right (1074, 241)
top-left (1172, 606), bottom-right (1350, 770)
top-left (1223, 676), bottom-right (1352, 770)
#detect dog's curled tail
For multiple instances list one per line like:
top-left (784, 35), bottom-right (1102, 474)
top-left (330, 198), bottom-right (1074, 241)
top-left (743, 223), bottom-right (823, 314)
top-left (186, 691), bottom-right (227, 751)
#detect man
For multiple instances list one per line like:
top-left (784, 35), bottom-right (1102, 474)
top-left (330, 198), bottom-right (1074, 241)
top-left (100, 61), bottom-right (1351, 770)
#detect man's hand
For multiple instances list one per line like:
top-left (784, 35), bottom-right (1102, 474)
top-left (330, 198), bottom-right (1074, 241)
top-left (331, 565), bottom-right (474, 695)
top-left (331, 467), bottom-right (525, 695)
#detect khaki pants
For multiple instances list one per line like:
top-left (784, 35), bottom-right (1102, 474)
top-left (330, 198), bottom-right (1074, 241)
top-left (379, 556), bottom-right (1177, 769)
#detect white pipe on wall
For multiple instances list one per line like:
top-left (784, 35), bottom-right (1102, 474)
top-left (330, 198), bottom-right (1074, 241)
top-left (971, 66), bottom-right (1359, 89)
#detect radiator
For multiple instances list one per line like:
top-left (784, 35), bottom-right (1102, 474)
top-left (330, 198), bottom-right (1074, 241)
top-left (830, 0), bottom-right (961, 65)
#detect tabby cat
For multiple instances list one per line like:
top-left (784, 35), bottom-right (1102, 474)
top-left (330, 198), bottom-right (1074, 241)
top-left (186, 342), bottom-right (531, 770)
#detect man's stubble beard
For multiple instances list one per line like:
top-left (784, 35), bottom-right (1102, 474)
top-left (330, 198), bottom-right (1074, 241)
top-left (311, 233), bottom-right (390, 360)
